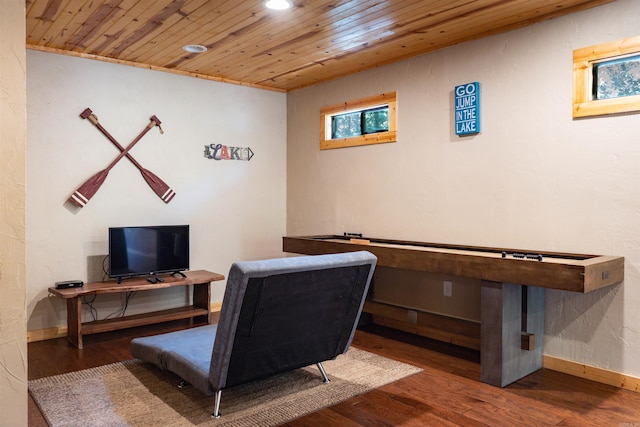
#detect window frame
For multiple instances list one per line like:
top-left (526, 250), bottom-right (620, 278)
top-left (573, 35), bottom-right (640, 118)
top-left (320, 92), bottom-right (397, 150)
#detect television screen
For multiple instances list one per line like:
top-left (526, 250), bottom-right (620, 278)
top-left (109, 225), bottom-right (189, 280)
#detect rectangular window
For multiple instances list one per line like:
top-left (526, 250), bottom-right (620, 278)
top-left (573, 35), bottom-right (640, 118)
top-left (592, 54), bottom-right (640, 100)
top-left (331, 106), bottom-right (389, 139)
top-left (321, 92), bottom-right (397, 150)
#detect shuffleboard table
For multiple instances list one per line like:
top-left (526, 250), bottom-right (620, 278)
top-left (282, 235), bottom-right (624, 387)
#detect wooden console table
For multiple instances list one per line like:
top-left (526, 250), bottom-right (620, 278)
top-left (48, 270), bottom-right (225, 349)
top-left (283, 235), bottom-right (624, 387)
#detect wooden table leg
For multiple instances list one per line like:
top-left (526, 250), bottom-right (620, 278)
top-left (192, 282), bottom-right (211, 324)
top-left (480, 281), bottom-right (544, 387)
top-left (66, 297), bottom-right (82, 349)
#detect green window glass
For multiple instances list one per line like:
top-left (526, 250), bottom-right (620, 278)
top-left (362, 107), bottom-right (389, 134)
top-left (331, 106), bottom-right (389, 139)
top-left (331, 111), bottom-right (362, 138)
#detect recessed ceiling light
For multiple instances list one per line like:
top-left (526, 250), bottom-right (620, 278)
top-left (182, 44), bottom-right (207, 53)
top-left (265, 0), bottom-right (292, 10)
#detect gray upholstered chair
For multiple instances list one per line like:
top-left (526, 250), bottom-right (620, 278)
top-left (130, 251), bottom-right (377, 418)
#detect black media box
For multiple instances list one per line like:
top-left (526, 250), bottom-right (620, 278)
top-left (55, 280), bottom-right (84, 289)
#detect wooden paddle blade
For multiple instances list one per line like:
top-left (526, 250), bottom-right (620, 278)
top-left (68, 169), bottom-right (109, 207)
top-left (139, 168), bottom-right (176, 203)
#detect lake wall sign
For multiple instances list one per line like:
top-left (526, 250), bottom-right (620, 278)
top-left (454, 82), bottom-right (480, 136)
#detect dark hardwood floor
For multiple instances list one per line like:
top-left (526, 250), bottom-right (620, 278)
top-left (29, 319), bottom-right (640, 426)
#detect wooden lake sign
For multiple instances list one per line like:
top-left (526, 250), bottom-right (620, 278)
top-left (454, 82), bottom-right (480, 136)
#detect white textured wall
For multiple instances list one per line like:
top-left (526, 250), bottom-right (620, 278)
top-left (0, 2), bottom-right (27, 425)
top-left (287, 0), bottom-right (640, 376)
top-left (27, 51), bottom-right (286, 331)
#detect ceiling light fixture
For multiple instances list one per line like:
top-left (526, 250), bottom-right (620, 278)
top-left (265, 0), bottom-right (292, 10)
top-left (182, 44), bottom-right (207, 53)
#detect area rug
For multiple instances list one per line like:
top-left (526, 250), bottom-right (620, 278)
top-left (29, 347), bottom-right (421, 426)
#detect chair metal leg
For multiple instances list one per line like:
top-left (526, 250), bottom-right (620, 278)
top-left (316, 362), bottom-right (330, 383)
top-left (208, 364), bottom-right (326, 418)
top-left (211, 390), bottom-right (222, 418)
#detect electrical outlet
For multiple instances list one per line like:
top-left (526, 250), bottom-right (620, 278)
top-left (443, 280), bottom-right (453, 297)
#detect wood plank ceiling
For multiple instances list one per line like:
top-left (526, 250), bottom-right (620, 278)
top-left (26, 0), bottom-right (615, 92)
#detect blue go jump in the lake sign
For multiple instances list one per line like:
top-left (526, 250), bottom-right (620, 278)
top-left (454, 82), bottom-right (480, 136)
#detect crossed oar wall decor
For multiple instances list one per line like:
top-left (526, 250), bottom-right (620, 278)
top-left (68, 108), bottom-right (176, 208)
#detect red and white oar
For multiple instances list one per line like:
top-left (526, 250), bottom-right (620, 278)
top-left (68, 110), bottom-right (172, 207)
top-left (77, 108), bottom-right (176, 205)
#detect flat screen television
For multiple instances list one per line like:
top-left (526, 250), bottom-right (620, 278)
top-left (109, 225), bottom-right (189, 282)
